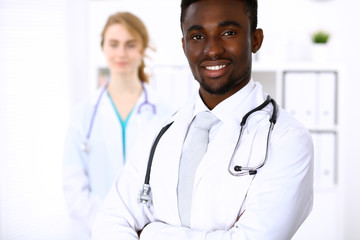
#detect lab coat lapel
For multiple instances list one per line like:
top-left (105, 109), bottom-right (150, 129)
top-left (98, 93), bottom-right (123, 164)
top-left (150, 99), bottom-right (195, 225)
top-left (195, 118), bottom-right (241, 180)
top-left (195, 86), bottom-right (264, 177)
top-left (191, 116), bottom-right (256, 230)
top-left (190, 88), bottom-right (268, 230)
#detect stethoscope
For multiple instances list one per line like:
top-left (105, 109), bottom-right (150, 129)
top-left (80, 81), bottom-right (157, 153)
top-left (138, 95), bottom-right (278, 205)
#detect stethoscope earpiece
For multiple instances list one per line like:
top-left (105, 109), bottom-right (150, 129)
top-left (234, 165), bottom-right (242, 172)
top-left (234, 165), bottom-right (257, 175)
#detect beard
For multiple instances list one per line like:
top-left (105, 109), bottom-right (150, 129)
top-left (196, 71), bottom-right (250, 96)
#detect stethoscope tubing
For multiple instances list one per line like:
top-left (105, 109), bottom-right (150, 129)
top-left (228, 121), bottom-right (274, 176)
top-left (138, 121), bottom-right (174, 205)
top-left (81, 82), bottom-right (109, 153)
top-left (139, 95), bottom-right (278, 205)
top-left (228, 96), bottom-right (278, 176)
top-left (138, 84), bottom-right (156, 114)
top-left (82, 81), bottom-right (156, 153)
top-left (144, 121), bottom-right (174, 184)
top-left (86, 82), bottom-right (109, 140)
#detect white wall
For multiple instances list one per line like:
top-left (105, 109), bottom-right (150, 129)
top-left (258, 0), bottom-right (345, 63)
top-left (336, 1), bottom-right (360, 239)
top-left (0, 0), bottom-right (72, 239)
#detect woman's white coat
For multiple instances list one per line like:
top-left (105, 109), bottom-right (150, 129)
top-left (63, 83), bottom-right (174, 239)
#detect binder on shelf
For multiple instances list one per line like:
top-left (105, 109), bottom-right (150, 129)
top-left (317, 72), bottom-right (337, 127)
top-left (312, 132), bottom-right (336, 188)
top-left (283, 71), bottom-right (337, 129)
top-left (284, 72), bottom-right (317, 129)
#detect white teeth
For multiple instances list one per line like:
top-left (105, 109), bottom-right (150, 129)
top-left (206, 65), bottom-right (225, 71)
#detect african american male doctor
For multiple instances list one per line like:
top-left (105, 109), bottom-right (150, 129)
top-left (92, 0), bottom-right (314, 239)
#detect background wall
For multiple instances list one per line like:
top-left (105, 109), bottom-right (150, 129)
top-left (0, 0), bottom-right (71, 239)
top-left (0, 0), bottom-right (359, 239)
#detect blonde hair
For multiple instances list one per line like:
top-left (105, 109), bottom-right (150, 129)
top-left (101, 12), bottom-right (152, 83)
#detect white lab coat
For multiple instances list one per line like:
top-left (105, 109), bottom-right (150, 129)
top-left (92, 81), bottom-right (314, 240)
top-left (63, 83), bottom-right (174, 239)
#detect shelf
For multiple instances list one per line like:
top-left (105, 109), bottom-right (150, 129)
top-left (252, 66), bottom-right (339, 189)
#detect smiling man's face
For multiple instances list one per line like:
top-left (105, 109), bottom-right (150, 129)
top-left (181, 0), bottom-right (263, 108)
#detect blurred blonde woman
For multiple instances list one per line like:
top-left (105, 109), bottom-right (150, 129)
top-left (63, 12), bottom-right (173, 239)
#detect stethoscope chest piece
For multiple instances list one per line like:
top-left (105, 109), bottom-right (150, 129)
top-left (138, 184), bottom-right (152, 206)
top-left (81, 141), bottom-right (90, 153)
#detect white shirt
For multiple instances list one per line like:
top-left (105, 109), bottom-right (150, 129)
top-left (185, 79), bottom-right (256, 148)
top-left (92, 79), bottom-right (314, 240)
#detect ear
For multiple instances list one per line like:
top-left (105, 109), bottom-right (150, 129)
top-left (251, 28), bottom-right (264, 53)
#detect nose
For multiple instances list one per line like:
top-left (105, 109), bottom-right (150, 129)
top-left (203, 37), bottom-right (224, 58)
top-left (116, 45), bottom-right (127, 57)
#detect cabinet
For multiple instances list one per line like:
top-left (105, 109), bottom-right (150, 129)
top-left (253, 64), bottom-right (340, 240)
top-left (283, 70), bottom-right (338, 188)
top-left (253, 65), bottom-right (339, 189)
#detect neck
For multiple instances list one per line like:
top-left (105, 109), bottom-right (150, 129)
top-left (107, 72), bottom-right (143, 96)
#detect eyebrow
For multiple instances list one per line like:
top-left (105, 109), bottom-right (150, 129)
top-left (186, 21), bottom-right (242, 35)
top-left (186, 25), bottom-right (203, 35)
top-left (108, 39), bottom-right (137, 44)
top-left (219, 21), bottom-right (242, 28)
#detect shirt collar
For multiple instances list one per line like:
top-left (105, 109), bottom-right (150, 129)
top-left (193, 79), bottom-right (256, 123)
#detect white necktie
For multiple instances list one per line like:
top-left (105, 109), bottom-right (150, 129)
top-left (177, 111), bottom-right (219, 227)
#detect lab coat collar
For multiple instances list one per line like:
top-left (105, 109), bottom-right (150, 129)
top-left (193, 79), bottom-right (256, 124)
top-left (193, 79), bottom-right (269, 180)
top-left (90, 83), bottom-right (157, 115)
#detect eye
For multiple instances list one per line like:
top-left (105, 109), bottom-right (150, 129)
top-left (191, 34), bottom-right (204, 41)
top-left (110, 43), bottom-right (118, 48)
top-left (126, 41), bottom-right (138, 49)
top-left (223, 31), bottom-right (236, 36)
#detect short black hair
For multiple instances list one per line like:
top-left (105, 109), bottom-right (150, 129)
top-left (180, 0), bottom-right (258, 33)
